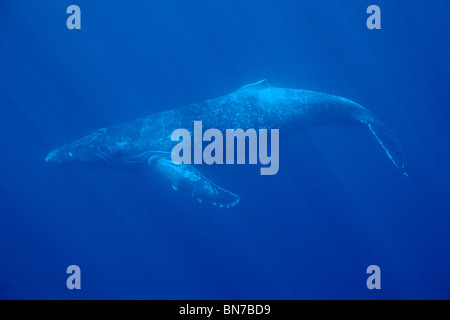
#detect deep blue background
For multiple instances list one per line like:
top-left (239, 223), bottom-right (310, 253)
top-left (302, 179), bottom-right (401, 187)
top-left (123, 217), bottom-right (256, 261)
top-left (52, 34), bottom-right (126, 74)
top-left (1, 0), bottom-right (449, 299)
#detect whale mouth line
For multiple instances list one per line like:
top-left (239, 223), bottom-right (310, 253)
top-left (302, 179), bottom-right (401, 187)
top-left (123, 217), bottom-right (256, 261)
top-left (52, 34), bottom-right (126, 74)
top-left (93, 151), bottom-right (145, 167)
top-left (93, 151), bottom-right (123, 167)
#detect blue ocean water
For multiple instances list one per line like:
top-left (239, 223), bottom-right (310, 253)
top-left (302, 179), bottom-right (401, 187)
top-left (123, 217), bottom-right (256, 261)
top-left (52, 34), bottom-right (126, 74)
top-left (1, 0), bottom-right (450, 299)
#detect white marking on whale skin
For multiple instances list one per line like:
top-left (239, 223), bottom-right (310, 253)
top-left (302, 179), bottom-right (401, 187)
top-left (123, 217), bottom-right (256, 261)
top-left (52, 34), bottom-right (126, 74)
top-left (116, 141), bottom-right (128, 149)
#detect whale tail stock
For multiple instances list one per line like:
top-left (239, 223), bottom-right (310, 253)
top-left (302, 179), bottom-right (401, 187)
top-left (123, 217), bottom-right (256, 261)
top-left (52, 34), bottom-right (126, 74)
top-left (359, 116), bottom-right (407, 176)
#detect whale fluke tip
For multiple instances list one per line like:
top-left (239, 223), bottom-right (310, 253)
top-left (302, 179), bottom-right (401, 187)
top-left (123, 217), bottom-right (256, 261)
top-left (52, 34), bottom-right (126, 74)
top-left (363, 119), bottom-right (407, 176)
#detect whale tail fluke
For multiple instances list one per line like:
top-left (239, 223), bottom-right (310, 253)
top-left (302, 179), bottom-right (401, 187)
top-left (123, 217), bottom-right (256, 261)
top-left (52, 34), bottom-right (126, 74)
top-left (361, 118), bottom-right (407, 176)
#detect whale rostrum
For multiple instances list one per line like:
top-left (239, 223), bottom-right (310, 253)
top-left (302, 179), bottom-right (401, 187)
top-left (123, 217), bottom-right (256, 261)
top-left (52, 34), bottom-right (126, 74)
top-left (45, 80), bottom-right (407, 207)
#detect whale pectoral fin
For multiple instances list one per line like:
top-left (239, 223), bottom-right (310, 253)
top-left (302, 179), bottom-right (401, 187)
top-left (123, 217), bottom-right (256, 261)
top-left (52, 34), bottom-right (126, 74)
top-left (362, 119), bottom-right (408, 176)
top-left (148, 155), bottom-right (240, 208)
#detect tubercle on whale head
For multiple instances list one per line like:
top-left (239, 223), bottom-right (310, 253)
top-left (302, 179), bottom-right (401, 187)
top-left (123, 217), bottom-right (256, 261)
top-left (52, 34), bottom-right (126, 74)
top-left (45, 129), bottom-right (110, 166)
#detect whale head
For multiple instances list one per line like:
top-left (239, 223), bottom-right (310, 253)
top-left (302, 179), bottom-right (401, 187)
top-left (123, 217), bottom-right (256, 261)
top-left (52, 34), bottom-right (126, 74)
top-left (45, 129), bottom-right (111, 166)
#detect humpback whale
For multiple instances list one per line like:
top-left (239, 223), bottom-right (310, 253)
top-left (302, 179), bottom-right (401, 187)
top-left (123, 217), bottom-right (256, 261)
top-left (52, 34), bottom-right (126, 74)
top-left (45, 80), bottom-right (406, 207)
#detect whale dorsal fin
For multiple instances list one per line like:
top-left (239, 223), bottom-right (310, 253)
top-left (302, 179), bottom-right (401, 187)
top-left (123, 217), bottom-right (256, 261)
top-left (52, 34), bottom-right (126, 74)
top-left (239, 79), bottom-right (271, 91)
